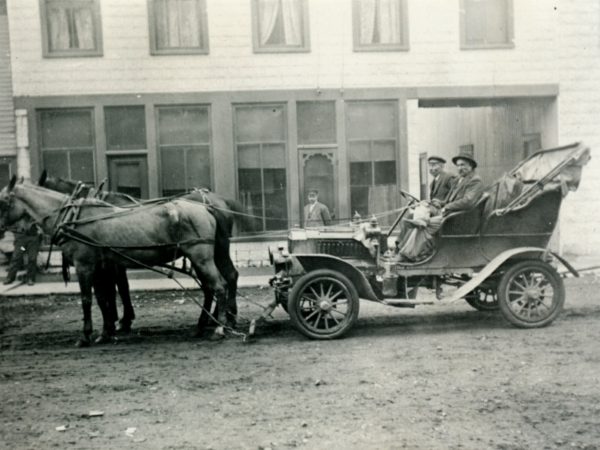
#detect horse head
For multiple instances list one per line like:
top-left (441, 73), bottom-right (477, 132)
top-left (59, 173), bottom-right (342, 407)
top-left (0, 175), bottom-right (29, 230)
top-left (39, 170), bottom-right (89, 197)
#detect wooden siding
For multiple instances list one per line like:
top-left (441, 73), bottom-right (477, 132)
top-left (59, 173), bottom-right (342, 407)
top-left (413, 98), bottom-right (556, 186)
top-left (0, 14), bottom-right (16, 155)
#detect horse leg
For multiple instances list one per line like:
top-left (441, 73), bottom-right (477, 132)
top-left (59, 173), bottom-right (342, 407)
top-left (115, 265), bottom-right (135, 333)
top-left (188, 252), bottom-right (228, 338)
top-left (216, 252), bottom-right (238, 327)
top-left (76, 266), bottom-right (94, 347)
top-left (92, 265), bottom-right (117, 344)
top-left (195, 282), bottom-right (216, 337)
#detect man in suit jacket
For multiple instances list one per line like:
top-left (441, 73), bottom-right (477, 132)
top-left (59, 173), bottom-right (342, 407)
top-left (428, 155), bottom-right (454, 202)
top-left (303, 189), bottom-right (332, 228)
top-left (432, 153), bottom-right (484, 214)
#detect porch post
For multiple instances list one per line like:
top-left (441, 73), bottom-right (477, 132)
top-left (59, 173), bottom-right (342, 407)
top-left (15, 109), bottom-right (31, 181)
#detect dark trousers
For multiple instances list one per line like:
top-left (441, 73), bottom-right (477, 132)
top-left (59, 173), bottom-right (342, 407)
top-left (6, 234), bottom-right (42, 282)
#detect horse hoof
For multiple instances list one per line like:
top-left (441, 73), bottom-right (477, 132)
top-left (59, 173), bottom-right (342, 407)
top-left (94, 334), bottom-right (116, 345)
top-left (209, 327), bottom-right (226, 341)
top-left (76, 338), bottom-right (91, 348)
top-left (116, 323), bottom-right (132, 334)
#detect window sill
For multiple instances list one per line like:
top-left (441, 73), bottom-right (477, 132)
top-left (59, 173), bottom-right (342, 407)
top-left (150, 48), bottom-right (209, 56)
top-left (253, 46), bottom-right (310, 54)
top-left (353, 45), bottom-right (410, 52)
top-left (460, 42), bottom-right (515, 50)
top-left (43, 50), bottom-right (103, 58)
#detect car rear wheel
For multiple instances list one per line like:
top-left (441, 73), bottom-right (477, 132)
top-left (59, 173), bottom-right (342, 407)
top-left (288, 269), bottom-right (359, 340)
top-left (465, 288), bottom-right (499, 311)
top-left (497, 260), bottom-right (565, 328)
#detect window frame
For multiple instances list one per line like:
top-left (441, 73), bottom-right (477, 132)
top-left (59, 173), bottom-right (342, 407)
top-left (155, 104), bottom-right (213, 196)
top-left (234, 103), bottom-right (289, 232)
top-left (39, 0), bottom-right (103, 58)
top-left (352, 0), bottom-right (409, 52)
top-left (460, 0), bottom-right (514, 50)
top-left (147, 0), bottom-right (209, 55)
top-left (37, 107), bottom-right (97, 185)
top-left (250, 0), bottom-right (310, 54)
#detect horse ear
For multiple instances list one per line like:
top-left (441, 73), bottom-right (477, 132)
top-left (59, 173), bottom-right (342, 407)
top-left (39, 170), bottom-right (47, 186)
top-left (8, 175), bottom-right (17, 191)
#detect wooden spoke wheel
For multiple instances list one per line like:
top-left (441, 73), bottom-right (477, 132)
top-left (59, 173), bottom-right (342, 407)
top-left (497, 260), bottom-right (565, 328)
top-left (288, 270), bottom-right (359, 340)
top-left (465, 288), bottom-right (499, 311)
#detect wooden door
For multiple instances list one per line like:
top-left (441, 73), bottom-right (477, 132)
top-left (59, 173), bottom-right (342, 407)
top-left (108, 156), bottom-right (149, 199)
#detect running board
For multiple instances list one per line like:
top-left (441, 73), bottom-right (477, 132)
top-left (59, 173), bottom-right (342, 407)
top-left (382, 299), bottom-right (435, 308)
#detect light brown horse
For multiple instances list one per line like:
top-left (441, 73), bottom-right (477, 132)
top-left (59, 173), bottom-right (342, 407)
top-left (38, 171), bottom-right (247, 332)
top-left (0, 177), bottom-right (232, 346)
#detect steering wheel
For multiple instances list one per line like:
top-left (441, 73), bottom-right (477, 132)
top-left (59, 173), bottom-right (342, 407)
top-left (387, 190), bottom-right (420, 238)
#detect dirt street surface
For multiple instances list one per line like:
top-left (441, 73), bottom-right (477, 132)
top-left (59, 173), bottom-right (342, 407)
top-left (1, 277), bottom-right (599, 450)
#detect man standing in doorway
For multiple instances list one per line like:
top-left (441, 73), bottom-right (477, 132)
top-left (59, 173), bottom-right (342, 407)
top-left (428, 155), bottom-right (454, 202)
top-left (303, 189), bottom-right (332, 228)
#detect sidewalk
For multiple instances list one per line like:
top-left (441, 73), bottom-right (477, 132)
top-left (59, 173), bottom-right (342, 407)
top-left (0, 266), bottom-right (273, 297)
top-left (1, 254), bottom-right (598, 298)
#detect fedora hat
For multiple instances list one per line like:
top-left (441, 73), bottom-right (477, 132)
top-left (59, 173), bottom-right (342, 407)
top-left (452, 153), bottom-right (478, 169)
top-left (427, 155), bottom-right (446, 164)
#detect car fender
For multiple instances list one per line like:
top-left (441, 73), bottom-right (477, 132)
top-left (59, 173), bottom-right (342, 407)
top-left (290, 254), bottom-right (381, 302)
top-left (447, 247), bottom-right (578, 303)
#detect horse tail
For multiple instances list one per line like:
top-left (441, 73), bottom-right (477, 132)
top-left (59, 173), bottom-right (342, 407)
top-left (223, 198), bottom-right (254, 233)
top-left (61, 253), bottom-right (71, 285)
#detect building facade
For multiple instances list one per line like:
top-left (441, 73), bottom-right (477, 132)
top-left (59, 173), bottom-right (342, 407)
top-left (5, 0), bottom-right (600, 255)
top-left (0, 0), bottom-right (17, 186)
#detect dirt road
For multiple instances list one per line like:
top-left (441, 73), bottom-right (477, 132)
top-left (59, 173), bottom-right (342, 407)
top-left (1, 277), bottom-right (599, 449)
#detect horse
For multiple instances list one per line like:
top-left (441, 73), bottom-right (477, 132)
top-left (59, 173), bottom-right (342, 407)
top-left (38, 171), bottom-right (247, 331)
top-left (38, 172), bottom-right (140, 333)
top-left (0, 177), bottom-right (233, 346)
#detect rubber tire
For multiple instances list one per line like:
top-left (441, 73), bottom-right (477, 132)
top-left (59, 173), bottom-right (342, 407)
top-left (465, 288), bottom-right (499, 311)
top-left (288, 269), bottom-right (359, 340)
top-left (497, 260), bottom-right (565, 328)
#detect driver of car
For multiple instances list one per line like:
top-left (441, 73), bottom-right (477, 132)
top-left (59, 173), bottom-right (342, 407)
top-left (432, 153), bottom-right (484, 215)
top-left (395, 153), bottom-right (484, 263)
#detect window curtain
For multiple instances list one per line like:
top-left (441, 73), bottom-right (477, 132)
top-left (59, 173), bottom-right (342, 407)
top-left (281, 0), bottom-right (302, 45)
top-left (48, 8), bottom-right (70, 50)
top-left (156, 0), bottom-right (200, 48)
top-left (72, 8), bottom-right (94, 49)
top-left (378, 0), bottom-right (401, 44)
top-left (259, 0), bottom-right (302, 46)
top-left (259, 0), bottom-right (280, 45)
top-left (358, 0), bottom-right (376, 45)
top-left (48, 6), bottom-right (94, 50)
top-left (359, 0), bottom-right (401, 45)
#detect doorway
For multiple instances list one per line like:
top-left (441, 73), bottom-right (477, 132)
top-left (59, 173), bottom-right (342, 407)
top-left (108, 156), bottom-right (149, 199)
top-left (299, 151), bottom-right (336, 225)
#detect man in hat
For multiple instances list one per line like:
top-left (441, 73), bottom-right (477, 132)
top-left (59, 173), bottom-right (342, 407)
top-left (428, 156), bottom-right (454, 202)
top-left (303, 189), bottom-right (332, 228)
top-left (432, 153), bottom-right (484, 214)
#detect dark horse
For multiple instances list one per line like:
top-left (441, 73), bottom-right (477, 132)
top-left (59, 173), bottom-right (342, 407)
top-left (38, 171), bottom-right (247, 332)
top-left (0, 177), bottom-right (234, 345)
top-left (39, 171), bottom-right (137, 333)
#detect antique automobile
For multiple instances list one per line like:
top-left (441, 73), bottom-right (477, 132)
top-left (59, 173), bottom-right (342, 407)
top-left (269, 142), bottom-right (591, 339)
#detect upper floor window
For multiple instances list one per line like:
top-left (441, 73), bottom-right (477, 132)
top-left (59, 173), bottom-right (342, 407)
top-left (148, 0), bottom-right (209, 55)
top-left (353, 0), bottom-right (409, 51)
top-left (40, 0), bottom-right (103, 57)
top-left (460, 0), bottom-right (514, 49)
top-left (251, 0), bottom-right (310, 53)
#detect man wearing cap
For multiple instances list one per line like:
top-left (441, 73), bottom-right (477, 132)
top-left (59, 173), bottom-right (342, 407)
top-left (432, 153), bottom-right (484, 215)
top-left (303, 189), bottom-right (332, 228)
top-left (428, 156), bottom-right (454, 202)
